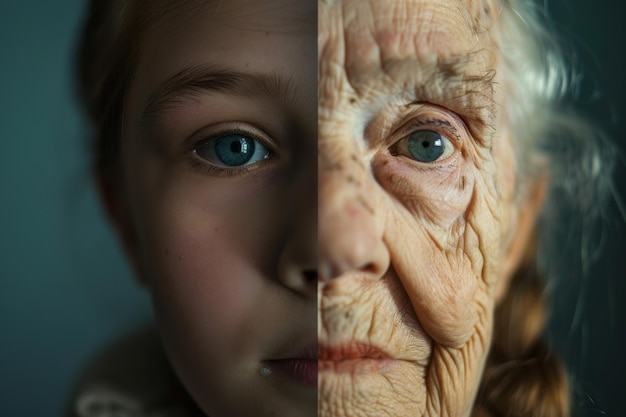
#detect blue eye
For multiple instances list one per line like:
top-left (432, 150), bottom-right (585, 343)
top-left (194, 134), bottom-right (270, 167)
top-left (401, 130), bottom-right (453, 163)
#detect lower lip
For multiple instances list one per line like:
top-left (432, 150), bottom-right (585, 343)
top-left (264, 359), bottom-right (318, 387)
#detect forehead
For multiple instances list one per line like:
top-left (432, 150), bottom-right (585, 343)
top-left (136, 0), bottom-right (315, 70)
top-left (126, 0), bottom-right (316, 125)
top-left (319, 0), bottom-right (496, 89)
top-left (141, 0), bottom-right (317, 34)
top-left (320, 0), bottom-right (480, 48)
top-left (319, 0), bottom-right (492, 37)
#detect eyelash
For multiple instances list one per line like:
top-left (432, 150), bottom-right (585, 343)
top-left (185, 127), bottom-right (275, 177)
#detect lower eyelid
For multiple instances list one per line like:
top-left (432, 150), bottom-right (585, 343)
top-left (186, 152), bottom-right (259, 177)
top-left (373, 154), bottom-right (461, 191)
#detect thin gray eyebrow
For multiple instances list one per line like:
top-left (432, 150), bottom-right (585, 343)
top-left (370, 52), bottom-right (498, 144)
top-left (407, 54), bottom-right (497, 143)
top-left (140, 64), bottom-right (298, 122)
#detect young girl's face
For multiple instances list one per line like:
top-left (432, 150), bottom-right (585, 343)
top-left (114, 0), bottom-right (317, 415)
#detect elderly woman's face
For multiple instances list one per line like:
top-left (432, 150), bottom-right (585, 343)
top-left (318, 0), bottom-right (532, 416)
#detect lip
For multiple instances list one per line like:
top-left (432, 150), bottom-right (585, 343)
top-left (318, 342), bottom-right (397, 373)
top-left (263, 342), bottom-right (318, 387)
top-left (264, 358), bottom-right (318, 387)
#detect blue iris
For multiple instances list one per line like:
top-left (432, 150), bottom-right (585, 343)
top-left (195, 134), bottom-right (269, 167)
top-left (214, 135), bottom-right (256, 166)
top-left (407, 130), bottom-right (445, 162)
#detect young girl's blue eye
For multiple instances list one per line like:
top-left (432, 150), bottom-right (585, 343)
top-left (406, 130), bottom-right (451, 163)
top-left (194, 134), bottom-right (270, 167)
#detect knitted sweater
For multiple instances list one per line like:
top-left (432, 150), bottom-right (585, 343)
top-left (66, 327), bottom-right (204, 417)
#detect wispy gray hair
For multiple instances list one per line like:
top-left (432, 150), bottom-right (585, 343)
top-left (498, 0), bottom-right (621, 269)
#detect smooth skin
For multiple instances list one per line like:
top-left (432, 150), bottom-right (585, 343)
top-left (318, 0), bottom-right (545, 416)
top-left (100, 0), bottom-right (317, 416)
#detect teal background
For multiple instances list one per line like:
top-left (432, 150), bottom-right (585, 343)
top-left (0, 1), bottom-right (624, 416)
top-left (0, 2), bottom-right (152, 416)
top-left (546, 1), bottom-right (626, 416)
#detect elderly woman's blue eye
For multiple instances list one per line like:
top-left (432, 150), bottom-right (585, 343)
top-left (405, 130), bottom-right (452, 163)
top-left (194, 134), bottom-right (270, 167)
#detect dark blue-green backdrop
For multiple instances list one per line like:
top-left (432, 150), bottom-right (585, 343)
top-left (0, 2), bottom-right (151, 416)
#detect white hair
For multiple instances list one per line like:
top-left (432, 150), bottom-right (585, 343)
top-left (498, 0), bottom-right (619, 267)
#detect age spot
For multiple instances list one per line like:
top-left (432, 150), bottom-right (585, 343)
top-left (345, 174), bottom-right (361, 187)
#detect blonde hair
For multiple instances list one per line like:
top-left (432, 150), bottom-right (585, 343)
top-left (474, 245), bottom-right (571, 417)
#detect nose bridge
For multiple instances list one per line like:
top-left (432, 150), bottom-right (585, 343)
top-left (318, 135), bottom-right (389, 281)
top-left (277, 146), bottom-right (318, 297)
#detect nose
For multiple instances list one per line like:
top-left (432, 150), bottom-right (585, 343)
top-left (318, 144), bottom-right (390, 281)
top-left (277, 204), bottom-right (317, 298)
top-left (277, 151), bottom-right (318, 298)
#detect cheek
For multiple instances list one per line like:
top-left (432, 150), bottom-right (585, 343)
top-left (493, 132), bottom-right (519, 239)
top-left (374, 151), bottom-right (503, 347)
top-left (373, 154), bottom-right (474, 230)
top-left (126, 165), bottom-right (283, 356)
top-left (152, 217), bottom-right (258, 334)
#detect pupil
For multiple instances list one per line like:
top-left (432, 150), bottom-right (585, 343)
top-left (422, 141), bottom-right (430, 148)
top-left (230, 141), bottom-right (242, 153)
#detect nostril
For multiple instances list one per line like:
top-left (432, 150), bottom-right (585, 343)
top-left (362, 262), bottom-right (378, 275)
top-left (302, 269), bottom-right (317, 283)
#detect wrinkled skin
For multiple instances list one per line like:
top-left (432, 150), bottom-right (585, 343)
top-left (102, 0), bottom-right (317, 416)
top-left (318, 1), bottom-right (539, 416)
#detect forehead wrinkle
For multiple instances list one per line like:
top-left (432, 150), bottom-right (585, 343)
top-left (341, 0), bottom-right (493, 91)
top-left (319, 1), bottom-right (354, 121)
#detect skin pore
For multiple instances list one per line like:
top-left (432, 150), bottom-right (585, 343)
top-left (102, 0), bottom-right (317, 416)
top-left (318, 1), bottom-right (544, 416)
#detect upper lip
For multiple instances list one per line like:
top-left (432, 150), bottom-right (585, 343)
top-left (297, 343), bottom-right (318, 360)
top-left (318, 342), bottom-right (392, 361)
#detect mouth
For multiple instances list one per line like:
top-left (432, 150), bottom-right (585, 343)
top-left (318, 342), bottom-right (397, 373)
top-left (263, 343), bottom-right (318, 387)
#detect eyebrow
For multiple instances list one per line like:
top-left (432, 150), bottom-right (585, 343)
top-left (410, 54), bottom-right (497, 142)
top-left (370, 52), bottom-right (498, 144)
top-left (140, 64), bottom-right (300, 122)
